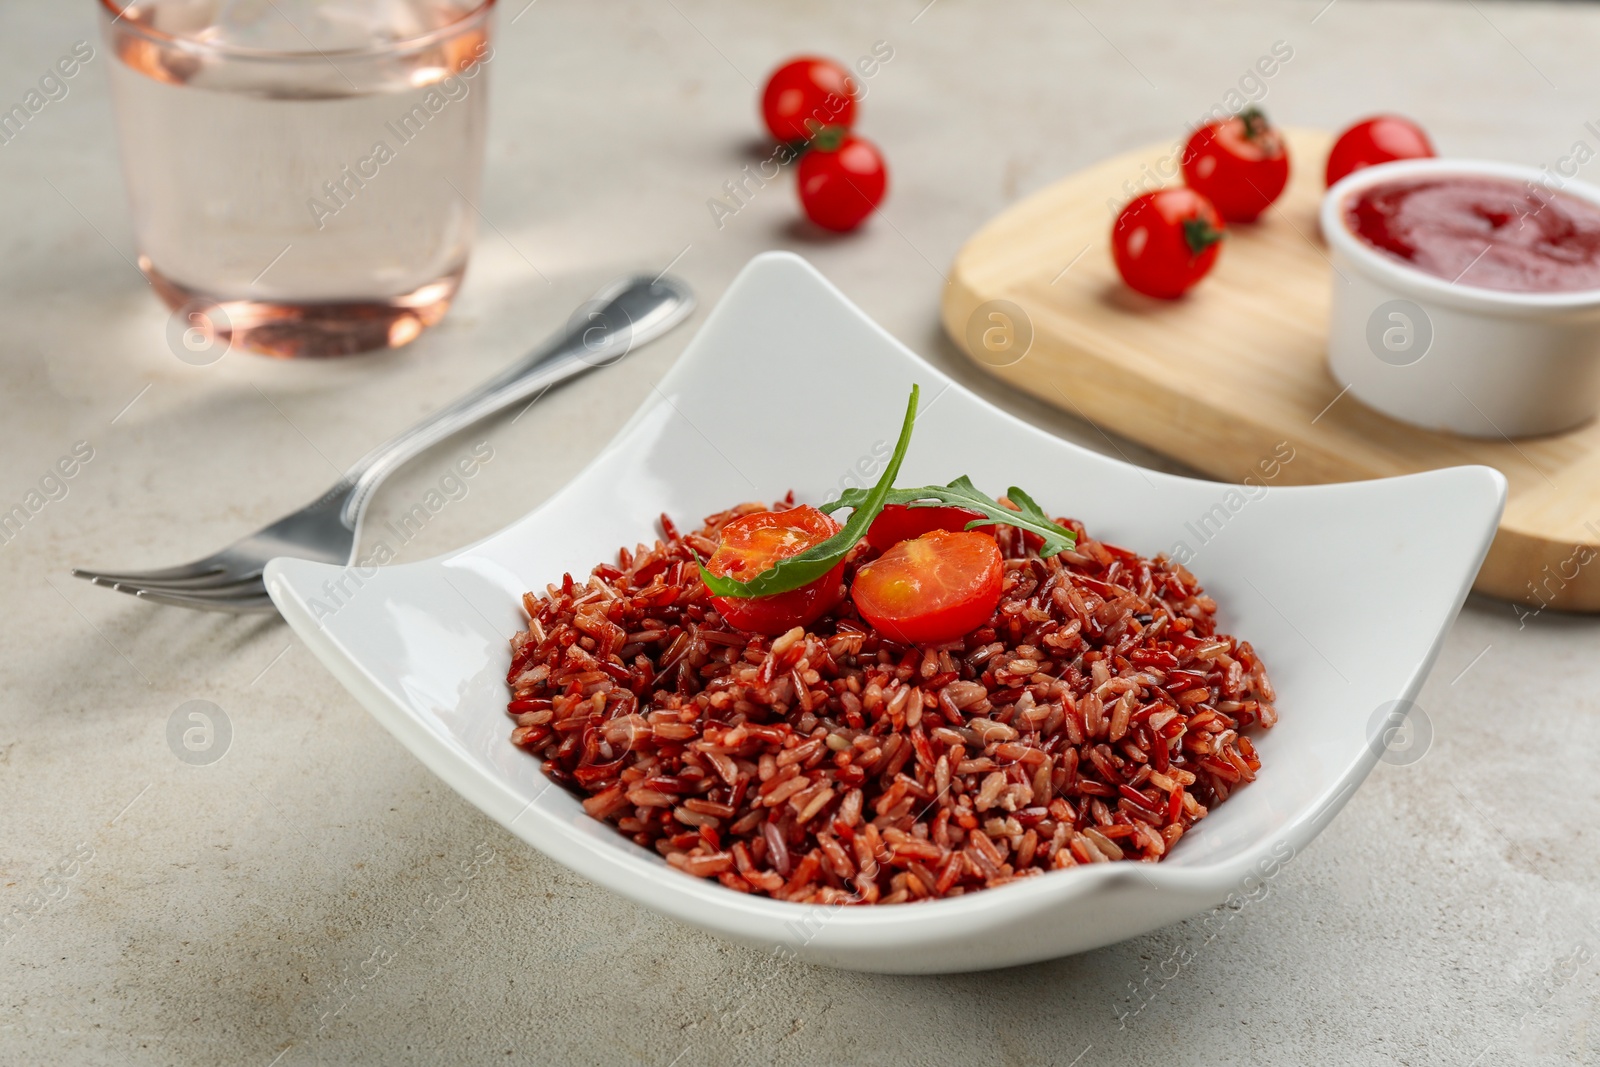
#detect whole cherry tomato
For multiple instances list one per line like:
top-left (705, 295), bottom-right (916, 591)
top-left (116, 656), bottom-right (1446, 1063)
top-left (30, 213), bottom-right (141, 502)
top-left (797, 135), bottom-right (888, 232)
top-left (706, 506), bottom-right (846, 635)
top-left (851, 530), bottom-right (1004, 645)
top-left (1181, 107), bottom-right (1290, 222)
top-left (865, 504), bottom-right (993, 553)
top-left (761, 57), bottom-right (857, 144)
top-left (1325, 116), bottom-right (1434, 187)
top-left (1111, 187), bottom-right (1226, 299)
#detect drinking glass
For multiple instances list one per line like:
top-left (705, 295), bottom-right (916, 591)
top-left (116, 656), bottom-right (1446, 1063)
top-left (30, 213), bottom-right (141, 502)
top-left (100, 0), bottom-right (494, 358)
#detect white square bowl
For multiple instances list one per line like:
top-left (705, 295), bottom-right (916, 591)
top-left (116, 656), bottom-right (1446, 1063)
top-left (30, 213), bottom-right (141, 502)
top-left (266, 251), bottom-right (1505, 974)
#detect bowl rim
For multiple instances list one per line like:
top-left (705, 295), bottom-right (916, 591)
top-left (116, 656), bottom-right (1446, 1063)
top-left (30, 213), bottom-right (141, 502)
top-left (1321, 156), bottom-right (1600, 312)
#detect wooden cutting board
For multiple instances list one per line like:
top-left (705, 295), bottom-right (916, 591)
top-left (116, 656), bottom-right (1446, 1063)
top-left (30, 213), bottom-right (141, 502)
top-left (942, 127), bottom-right (1600, 614)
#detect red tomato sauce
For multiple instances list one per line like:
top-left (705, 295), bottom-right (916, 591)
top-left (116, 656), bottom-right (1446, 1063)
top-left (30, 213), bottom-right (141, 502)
top-left (1345, 177), bottom-right (1600, 292)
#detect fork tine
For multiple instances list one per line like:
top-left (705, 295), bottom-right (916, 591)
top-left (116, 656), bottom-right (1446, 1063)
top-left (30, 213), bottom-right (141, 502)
top-left (84, 569), bottom-right (266, 595)
top-left (127, 583), bottom-right (276, 613)
top-left (72, 562), bottom-right (231, 586)
top-left (100, 576), bottom-right (269, 600)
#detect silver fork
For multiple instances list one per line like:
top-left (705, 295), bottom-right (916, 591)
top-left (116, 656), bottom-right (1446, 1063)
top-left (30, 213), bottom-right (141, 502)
top-left (72, 274), bottom-right (695, 613)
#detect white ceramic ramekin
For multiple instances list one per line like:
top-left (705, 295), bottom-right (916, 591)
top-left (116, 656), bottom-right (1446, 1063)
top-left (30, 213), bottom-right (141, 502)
top-left (1322, 158), bottom-right (1600, 438)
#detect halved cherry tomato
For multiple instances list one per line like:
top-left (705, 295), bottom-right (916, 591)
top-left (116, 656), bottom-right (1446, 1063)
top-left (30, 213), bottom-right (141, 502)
top-left (851, 530), bottom-right (1003, 645)
top-left (1325, 115), bottom-right (1434, 187)
top-left (1181, 107), bottom-right (1290, 223)
top-left (706, 506), bottom-right (845, 635)
top-left (865, 503), bottom-right (993, 553)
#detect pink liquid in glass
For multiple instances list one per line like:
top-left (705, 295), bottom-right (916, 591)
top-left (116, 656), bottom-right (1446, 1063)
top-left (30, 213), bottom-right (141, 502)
top-left (102, 0), bottom-right (494, 357)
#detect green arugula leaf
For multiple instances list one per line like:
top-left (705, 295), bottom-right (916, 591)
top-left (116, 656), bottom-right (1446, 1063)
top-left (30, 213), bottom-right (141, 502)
top-left (696, 384), bottom-right (922, 599)
top-left (997, 483), bottom-right (1078, 556)
top-left (821, 475), bottom-right (1077, 557)
top-left (694, 384), bottom-right (1078, 603)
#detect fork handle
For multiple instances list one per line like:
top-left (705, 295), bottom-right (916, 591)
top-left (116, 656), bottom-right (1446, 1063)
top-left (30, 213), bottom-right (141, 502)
top-left (335, 274), bottom-right (695, 528)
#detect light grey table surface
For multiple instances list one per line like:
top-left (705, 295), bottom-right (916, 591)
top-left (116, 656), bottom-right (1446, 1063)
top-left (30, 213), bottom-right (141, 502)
top-left (4, 1), bottom-right (1599, 1064)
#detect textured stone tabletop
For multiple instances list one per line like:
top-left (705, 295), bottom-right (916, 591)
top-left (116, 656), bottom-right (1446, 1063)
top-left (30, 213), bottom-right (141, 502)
top-left (4, 1), bottom-right (1600, 1063)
